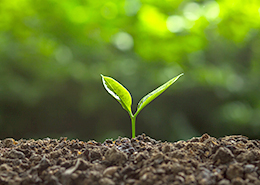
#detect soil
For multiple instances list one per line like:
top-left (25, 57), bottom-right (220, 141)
top-left (1, 134), bottom-right (260, 185)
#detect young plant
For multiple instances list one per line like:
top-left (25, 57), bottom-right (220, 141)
top-left (101, 73), bottom-right (184, 138)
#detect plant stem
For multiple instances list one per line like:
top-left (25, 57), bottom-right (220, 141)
top-left (131, 116), bottom-right (136, 138)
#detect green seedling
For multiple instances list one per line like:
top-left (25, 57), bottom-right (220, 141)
top-left (101, 73), bottom-right (184, 138)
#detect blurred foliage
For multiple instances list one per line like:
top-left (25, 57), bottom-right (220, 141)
top-left (1, 0), bottom-right (260, 142)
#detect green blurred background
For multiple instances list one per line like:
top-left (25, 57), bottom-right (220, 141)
top-left (1, 0), bottom-right (260, 142)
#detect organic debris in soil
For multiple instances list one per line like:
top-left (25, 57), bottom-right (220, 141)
top-left (1, 134), bottom-right (260, 185)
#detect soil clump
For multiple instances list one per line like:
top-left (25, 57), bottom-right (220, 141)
top-left (1, 133), bottom-right (260, 185)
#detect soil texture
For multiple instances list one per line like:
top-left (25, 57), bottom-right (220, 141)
top-left (1, 133), bottom-right (260, 185)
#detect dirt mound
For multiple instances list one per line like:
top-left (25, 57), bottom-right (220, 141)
top-left (1, 133), bottom-right (260, 185)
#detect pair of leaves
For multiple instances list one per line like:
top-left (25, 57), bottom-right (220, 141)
top-left (101, 73), bottom-right (183, 118)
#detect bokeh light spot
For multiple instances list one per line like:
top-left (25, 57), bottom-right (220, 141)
top-left (183, 2), bottom-right (201, 21)
top-left (112, 32), bottom-right (134, 51)
top-left (226, 73), bottom-right (244, 92)
top-left (203, 1), bottom-right (220, 21)
top-left (55, 45), bottom-right (73, 64)
top-left (125, 0), bottom-right (141, 16)
top-left (166, 15), bottom-right (185, 33)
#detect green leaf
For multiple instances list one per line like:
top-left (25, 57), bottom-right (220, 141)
top-left (135, 73), bottom-right (184, 117)
top-left (101, 74), bottom-right (133, 116)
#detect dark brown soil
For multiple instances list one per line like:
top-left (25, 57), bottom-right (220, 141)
top-left (1, 133), bottom-right (260, 185)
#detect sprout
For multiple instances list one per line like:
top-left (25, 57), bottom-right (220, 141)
top-left (101, 73), bottom-right (184, 138)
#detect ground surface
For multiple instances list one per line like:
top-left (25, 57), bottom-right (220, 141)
top-left (1, 133), bottom-right (260, 185)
